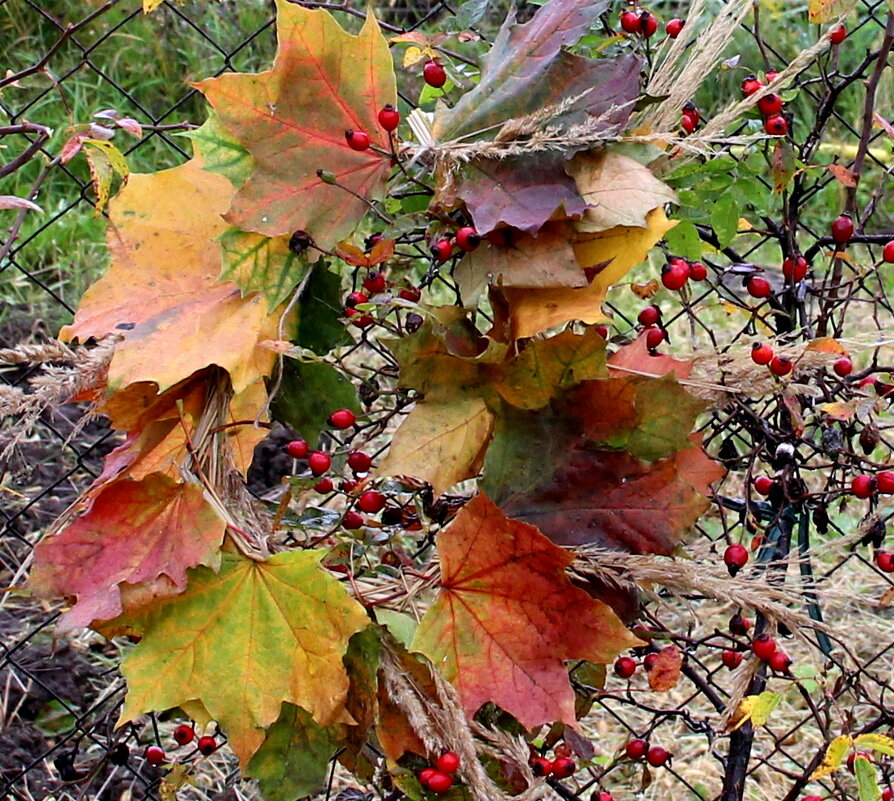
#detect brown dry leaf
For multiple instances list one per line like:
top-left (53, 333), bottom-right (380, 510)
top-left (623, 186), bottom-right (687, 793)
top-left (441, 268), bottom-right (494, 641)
top-left (646, 645), bottom-right (683, 691)
top-left (827, 163), bottom-right (857, 187)
top-left (806, 337), bottom-right (848, 355)
top-left (631, 279), bottom-right (660, 299)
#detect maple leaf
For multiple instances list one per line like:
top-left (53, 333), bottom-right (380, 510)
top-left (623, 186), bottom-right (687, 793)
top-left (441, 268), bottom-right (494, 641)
top-left (412, 494), bottom-right (641, 727)
top-left (30, 475), bottom-right (225, 633)
top-left (195, 0), bottom-right (396, 247)
top-left (60, 158), bottom-right (279, 395)
top-left (116, 552), bottom-right (370, 765)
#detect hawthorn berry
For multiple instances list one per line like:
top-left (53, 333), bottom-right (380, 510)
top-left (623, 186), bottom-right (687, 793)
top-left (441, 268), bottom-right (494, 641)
top-left (729, 614), bottom-right (751, 635)
top-left (551, 757), bottom-right (576, 778)
top-left (645, 326), bottom-right (666, 351)
top-left (197, 736), bottom-right (217, 756)
top-left (419, 768), bottom-right (437, 788)
top-left (878, 551), bottom-right (894, 573)
top-left (346, 308), bottom-right (375, 328)
top-left (751, 342), bottom-right (774, 366)
top-left (665, 17), bottom-right (685, 37)
top-left (751, 633), bottom-right (777, 661)
top-left (344, 129), bottom-right (370, 151)
top-left (399, 285), bottom-right (421, 302)
top-left (852, 474), bottom-right (876, 499)
top-left (328, 408), bottom-right (357, 429)
top-left (638, 305), bottom-right (661, 326)
top-left (314, 477), bottom-right (334, 494)
top-left (765, 115), bottom-right (788, 136)
top-left (662, 260), bottom-right (689, 290)
top-left (829, 25), bottom-right (847, 45)
top-left (144, 745), bottom-right (165, 766)
top-left (768, 650), bottom-right (792, 673)
top-left (345, 291), bottom-right (368, 308)
top-left (831, 213), bottom-right (854, 245)
top-left (347, 451), bottom-right (373, 474)
top-left (782, 255), bottom-right (808, 282)
top-left (625, 738), bottom-right (649, 760)
top-left (683, 102), bottom-right (701, 127)
top-left (722, 649), bottom-right (743, 669)
top-left (456, 226), bottom-right (481, 252)
top-left (614, 656), bottom-right (637, 678)
top-left (638, 11), bottom-right (658, 37)
top-left (724, 543), bottom-right (749, 576)
top-left (426, 771), bottom-right (454, 795)
top-left (620, 10), bottom-right (640, 33)
top-left (884, 241), bottom-right (894, 263)
top-left (884, 790), bottom-right (894, 801)
top-left (173, 724), bottom-right (195, 746)
top-left (643, 653), bottom-right (659, 672)
top-left (343, 510), bottom-right (364, 530)
top-left (765, 71), bottom-right (779, 83)
top-left (285, 439), bottom-right (309, 459)
top-left (646, 746), bottom-right (671, 767)
top-left (598, 792), bottom-right (614, 801)
top-left (435, 752), bottom-right (460, 774)
top-left (877, 470), bottom-right (894, 494)
top-left (754, 476), bottom-right (774, 495)
top-left (803, 796), bottom-right (823, 801)
top-left (741, 75), bottom-right (763, 96)
top-left (833, 357), bottom-right (853, 377)
top-left (681, 114), bottom-right (697, 134)
top-left (431, 239), bottom-right (453, 262)
top-left (363, 271), bottom-right (387, 294)
top-left (769, 356), bottom-right (794, 377)
top-left (689, 261), bottom-right (708, 281)
top-left (423, 60), bottom-right (447, 88)
top-left (747, 276), bottom-right (772, 298)
top-left (377, 104), bottom-right (400, 132)
top-left (308, 451), bottom-right (331, 476)
top-left (531, 756), bottom-right (553, 776)
top-left (358, 490), bottom-right (386, 514)
top-left (757, 94), bottom-right (783, 116)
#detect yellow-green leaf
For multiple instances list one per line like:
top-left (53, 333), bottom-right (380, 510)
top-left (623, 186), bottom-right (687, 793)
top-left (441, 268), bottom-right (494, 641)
top-left (82, 139), bottom-right (129, 214)
top-left (855, 734), bottom-right (894, 757)
top-left (808, 0), bottom-right (857, 23)
top-left (810, 735), bottom-right (853, 779)
top-left (855, 754), bottom-right (881, 801)
top-left (730, 691), bottom-right (781, 731)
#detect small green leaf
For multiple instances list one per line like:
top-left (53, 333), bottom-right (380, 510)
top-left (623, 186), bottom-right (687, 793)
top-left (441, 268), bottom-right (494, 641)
top-left (855, 754), bottom-right (881, 801)
top-left (855, 734), bottom-right (894, 757)
top-left (711, 193), bottom-right (739, 248)
top-left (664, 220), bottom-right (702, 260)
top-left (375, 610), bottom-right (417, 648)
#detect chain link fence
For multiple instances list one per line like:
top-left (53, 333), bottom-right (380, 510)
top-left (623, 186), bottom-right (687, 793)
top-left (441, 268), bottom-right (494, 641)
top-left (2, 1), bottom-right (894, 800)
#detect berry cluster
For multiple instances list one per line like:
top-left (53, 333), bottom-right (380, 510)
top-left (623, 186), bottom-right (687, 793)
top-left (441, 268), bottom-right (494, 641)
top-left (142, 725), bottom-right (217, 766)
top-left (624, 738), bottom-right (671, 768)
top-left (430, 225), bottom-right (480, 264)
top-left (530, 746), bottom-right (576, 779)
top-left (850, 470), bottom-right (894, 500)
top-left (741, 72), bottom-right (788, 136)
top-left (418, 751), bottom-right (460, 795)
top-left (660, 256), bottom-right (708, 292)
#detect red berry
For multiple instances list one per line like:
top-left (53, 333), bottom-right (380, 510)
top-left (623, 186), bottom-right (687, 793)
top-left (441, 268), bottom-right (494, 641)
top-left (620, 10), bottom-right (640, 33)
top-left (722, 649), bottom-right (743, 670)
top-left (643, 653), bottom-right (659, 672)
top-left (344, 129), bottom-right (370, 151)
top-left (308, 451), bottom-right (331, 476)
top-left (345, 291), bottom-right (368, 308)
top-left (347, 451), bottom-right (373, 474)
top-left (285, 439), bottom-right (309, 459)
top-left (803, 796), bottom-right (823, 801)
top-left (531, 756), bottom-right (553, 776)
top-left (144, 745), bottom-right (165, 765)
top-left (829, 25), bottom-right (847, 45)
top-left (833, 357), bottom-right (853, 377)
top-left (423, 60), bottom-right (447, 88)
top-left (358, 490), bottom-right (386, 514)
top-left (882, 791), bottom-right (892, 801)
top-left (378, 104), bottom-right (400, 132)
top-left (724, 543), bottom-right (749, 575)
top-left (729, 614), bottom-right (751, 635)
top-left (741, 75), bottom-right (764, 96)
top-left (550, 757), bottom-right (576, 778)
top-left (419, 768), bottom-right (437, 788)
top-left (661, 261), bottom-right (689, 291)
top-left (883, 241), bottom-right (894, 263)
top-left (625, 739), bottom-right (648, 760)
top-left (831, 214), bottom-right (854, 245)
top-left (848, 752), bottom-right (872, 774)
top-left (346, 308), bottom-right (375, 328)
top-left (638, 305), bottom-right (661, 326)
top-left (639, 11), bottom-right (658, 37)
top-left (426, 771), bottom-right (453, 795)
top-left (314, 477), bottom-right (334, 494)
top-left (343, 510), bottom-right (364, 530)
top-left (328, 408), bottom-right (357, 429)
top-left (747, 276), bottom-right (772, 298)
top-left (598, 793), bottom-right (614, 801)
top-left (644, 326), bottom-right (665, 351)
top-left (665, 17), bottom-right (685, 37)
top-left (646, 747), bottom-right (670, 767)
top-left (681, 113), bottom-right (697, 134)
top-left (431, 239), bottom-right (453, 262)
top-left (173, 724), bottom-right (195, 746)
top-left (782, 255), bottom-right (808, 282)
top-left (764, 115), bottom-right (788, 135)
top-left (751, 634), bottom-right (777, 661)
top-left (614, 656), bottom-right (637, 678)
top-left (399, 285), bottom-right (421, 302)
top-left (757, 94), bottom-right (783, 116)
top-left (769, 356), bottom-right (794, 377)
top-left (877, 470), bottom-right (894, 494)
top-left (595, 323), bottom-right (610, 339)
top-left (363, 271), bottom-right (387, 294)
top-left (435, 751), bottom-right (460, 774)
top-left (852, 474), bottom-right (876, 499)
top-left (765, 71), bottom-right (779, 83)
top-left (754, 476), bottom-right (774, 495)
top-left (456, 226), bottom-right (481, 252)
top-left (751, 342), bottom-right (774, 365)
top-left (197, 736), bottom-right (217, 756)
top-left (689, 261), bottom-right (708, 281)
top-left (878, 551), bottom-right (894, 572)
top-left (768, 650), bottom-right (792, 673)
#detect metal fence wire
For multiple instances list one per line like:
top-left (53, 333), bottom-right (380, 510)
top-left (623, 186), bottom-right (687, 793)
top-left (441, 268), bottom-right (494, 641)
top-left (2, 1), bottom-right (894, 800)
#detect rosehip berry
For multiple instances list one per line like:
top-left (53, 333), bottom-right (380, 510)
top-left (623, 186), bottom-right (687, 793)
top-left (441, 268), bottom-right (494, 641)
top-left (625, 738), bottom-right (649, 760)
top-left (423, 60), bottom-right (447, 88)
top-left (639, 11), bottom-right (658, 37)
top-left (426, 771), bottom-right (453, 795)
top-left (343, 510), bottom-right (364, 530)
top-left (638, 305), bottom-right (661, 326)
top-left (345, 291), bottom-right (368, 308)
top-left (682, 102), bottom-right (701, 127)
top-left (878, 551), bottom-right (894, 572)
top-left (620, 10), bottom-right (640, 33)
top-left (363, 271), bottom-right (387, 294)
top-left (681, 114), bottom-right (696, 134)
top-left (345, 308), bottom-right (375, 327)
top-left (531, 756), bottom-right (553, 776)
top-left (882, 790), bottom-right (893, 801)
top-left (751, 342), bottom-right (774, 365)
top-left (431, 239), bottom-right (453, 262)
top-left (765, 115), bottom-right (788, 136)
top-left (884, 241), bottom-right (894, 263)
top-left (768, 650), bottom-right (792, 673)
top-left (285, 439), bottom-right (309, 459)
top-left (751, 633), bottom-right (777, 661)
top-left (551, 757), bottom-right (576, 778)
top-left (747, 276), bottom-right (772, 298)
top-left (344, 129), bottom-right (370, 151)
top-left (829, 25), bottom-right (847, 45)
top-left (399, 285), bottom-right (421, 302)
top-left (689, 261), bottom-right (708, 281)
top-left (614, 656), bottom-right (637, 678)
top-left (745, 476), bottom-right (773, 500)
top-left (378, 104), bottom-right (400, 132)
top-left (833, 357), bottom-right (853, 377)
top-left (661, 261), bottom-right (689, 291)
top-left (782, 255), bottom-right (808, 282)
top-left (666, 17), bottom-right (685, 37)
top-left (456, 226), bottom-right (481, 252)
top-left (419, 768), bottom-right (437, 788)
top-left (852, 474), bottom-right (876, 499)
top-left (741, 75), bottom-right (764, 96)
top-left (358, 490), bottom-right (386, 514)
top-left (724, 543), bottom-right (749, 576)
top-left (877, 470), bottom-right (894, 494)
top-left (645, 326), bottom-right (666, 351)
top-left (831, 213), bottom-right (854, 245)
top-left (765, 71), bottom-right (779, 83)
top-left (435, 752), bottom-right (460, 774)
top-left (803, 796), bottom-right (823, 801)
top-left (769, 356), bottom-right (794, 377)
top-left (729, 614), bottom-right (751, 635)
top-left (173, 725), bottom-right (195, 746)
top-left (328, 408), bottom-right (357, 429)
top-left (757, 94), bottom-right (783, 116)
top-left (314, 477), bottom-right (334, 494)
top-left (598, 792), bottom-right (614, 801)
top-left (144, 745), bottom-right (165, 766)
top-left (308, 451), bottom-right (331, 476)
top-left (722, 649), bottom-right (743, 669)
top-left (646, 747), bottom-right (671, 767)
top-left (197, 736), bottom-right (217, 756)
top-left (643, 653), bottom-right (659, 672)
top-left (347, 451), bottom-right (373, 474)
